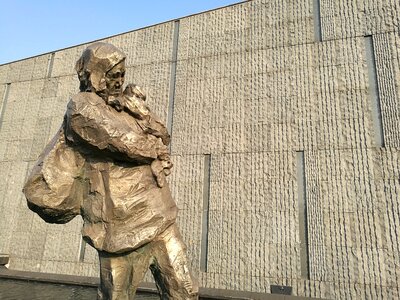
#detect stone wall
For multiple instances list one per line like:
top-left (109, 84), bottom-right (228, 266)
top-left (0, 0), bottom-right (399, 298)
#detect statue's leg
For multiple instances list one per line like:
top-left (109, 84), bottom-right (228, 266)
top-left (97, 247), bottom-right (151, 300)
top-left (150, 224), bottom-right (199, 300)
top-left (126, 244), bottom-right (153, 298)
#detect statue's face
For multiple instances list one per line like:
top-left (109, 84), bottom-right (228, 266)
top-left (105, 60), bottom-right (126, 97)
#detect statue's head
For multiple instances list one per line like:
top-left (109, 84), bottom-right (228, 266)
top-left (75, 42), bottom-right (126, 100)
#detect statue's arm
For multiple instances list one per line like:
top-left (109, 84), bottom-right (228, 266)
top-left (149, 113), bottom-right (171, 145)
top-left (65, 93), bottom-right (168, 163)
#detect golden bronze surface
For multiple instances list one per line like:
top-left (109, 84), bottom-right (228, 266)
top-left (23, 42), bottom-right (198, 299)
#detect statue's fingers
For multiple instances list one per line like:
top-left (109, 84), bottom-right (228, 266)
top-left (156, 174), bottom-right (164, 187)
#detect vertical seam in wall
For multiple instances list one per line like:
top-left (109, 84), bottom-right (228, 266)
top-left (23, 163), bottom-right (30, 181)
top-left (313, 0), bottom-right (322, 42)
top-left (167, 20), bottom-right (180, 149)
top-left (297, 151), bottom-right (310, 280)
top-left (78, 238), bottom-right (86, 262)
top-left (46, 52), bottom-right (55, 78)
top-left (200, 154), bottom-right (211, 272)
top-left (0, 83), bottom-right (11, 132)
top-left (365, 35), bottom-right (385, 148)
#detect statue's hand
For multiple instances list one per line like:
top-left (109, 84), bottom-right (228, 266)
top-left (158, 154), bottom-right (173, 175)
top-left (151, 155), bottom-right (173, 187)
top-left (151, 159), bottom-right (166, 188)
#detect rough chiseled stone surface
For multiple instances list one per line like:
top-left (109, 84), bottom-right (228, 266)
top-left (0, 0), bottom-right (399, 299)
top-left (320, 0), bottom-right (400, 40)
top-left (373, 32), bottom-right (400, 147)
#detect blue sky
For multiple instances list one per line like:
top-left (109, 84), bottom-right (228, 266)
top-left (0, 0), bottom-right (243, 65)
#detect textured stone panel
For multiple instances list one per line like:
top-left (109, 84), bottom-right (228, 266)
top-left (199, 272), bottom-right (275, 293)
top-left (4, 61), bottom-right (24, 83)
top-left (380, 150), bottom-right (400, 288)
top-left (0, 161), bottom-right (29, 255)
top-left (7, 163), bottom-right (81, 273)
top-left (0, 55), bottom-right (48, 84)
top-left (0, 84), bottom-right (5, 108)
top-left (207, 210), bottom-right (254, 275)
top-left (52, 22), bottom-right (174, 78)
top-left (55, 75), bottom-right (79, 114)
top-left (210, 152), bottom-right (297, 210)
top-left (176, 209), bottom-right (202, 273)
top-left (125, 62), bottom-right (171, 124)
top-left (0, 65), bottom-right (8, 84)
top-left (178, 0), bottom-right (314, 61)
top-left (206, 152), bottom-right (300, 285)
top-left (320, 0), bottom-right (400, 40)
top-left (373, 32), bottom-right (400, 147)
top-left (250, 0), bottom-right (315, 50)
top-left (51, 45), bottom-right (89, 77)
top-left (168, 154), bottom-right (205, 273)
top-left (2, 82), bottom-right (31, 123)
top-left (0, 79), bottom-right (65, 162)
top-left (178, 4), bottom-right (251, 61)
top-left (29, 116), bottom-right (53, 160)
top-left (41, 218), bottom-right (82, 263)
top-left (56, 74), bottom-right (79, 97)
top-left (0, 55), bottom-right (49, 84)
top-left (297, 278), bottom-right (400, 299)
top-left (17, 58), bottom-right (35, 82)
top-left (101, 22), bottom-right (174, 67)
top-left (305, 148), bottom-right (400, 296)
top-left (8, 217), bottom-right (83, 274)
top-left (83, 240), bottom-right (98, 264)
top-left (172, 37), bottom-right (374, 155)
top-left (320, 210), bottom-right (389, 249)
top-left (32, 54), bottom-right (51, 80)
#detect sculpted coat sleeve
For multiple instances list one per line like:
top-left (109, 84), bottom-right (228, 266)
top-left (64, 92), bottom-right (169, 163)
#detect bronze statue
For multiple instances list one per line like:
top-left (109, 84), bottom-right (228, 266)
top-left (23, 42), bottom-right (198, 300)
